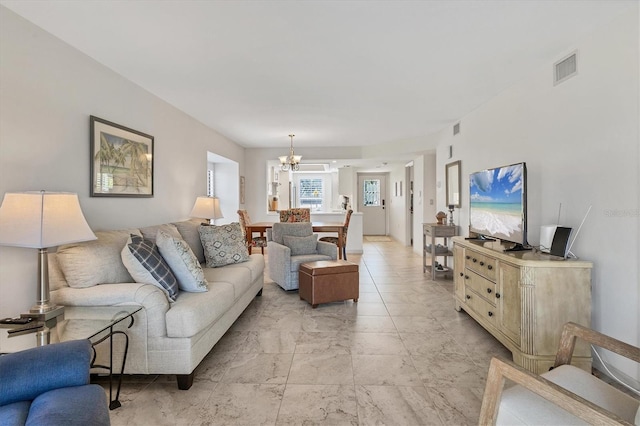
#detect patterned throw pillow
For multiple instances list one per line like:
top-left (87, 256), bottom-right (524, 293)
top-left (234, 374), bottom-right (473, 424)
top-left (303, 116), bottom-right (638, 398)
top-left (156, 230), bottom-right (208, 293)
top-left (121, 234), bottom-right (179, 301)
top-left (199, 222), bottom-right (250, 268)
top-left (283, 234), bottom-right (318, 256)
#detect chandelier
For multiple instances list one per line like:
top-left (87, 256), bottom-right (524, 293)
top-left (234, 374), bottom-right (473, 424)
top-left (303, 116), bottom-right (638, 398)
top-left (279, 134), bottom-right (302, 171)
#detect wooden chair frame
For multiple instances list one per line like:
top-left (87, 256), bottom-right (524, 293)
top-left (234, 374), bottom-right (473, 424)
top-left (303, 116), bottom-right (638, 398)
top-left (479, 322), bottom-right (640, 425)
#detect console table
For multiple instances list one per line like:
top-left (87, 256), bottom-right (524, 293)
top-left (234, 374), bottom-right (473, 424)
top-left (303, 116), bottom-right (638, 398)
top-left (1, 305), bottom-right (141, 410)
top-left (452, 237), bottom-right (592, 374)
top-left (423, 223), bottom-right (456, 279)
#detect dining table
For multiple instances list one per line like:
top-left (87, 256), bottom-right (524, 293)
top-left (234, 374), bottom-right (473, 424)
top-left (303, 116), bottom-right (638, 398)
top-left (246, 222), bottom-right (345, 260)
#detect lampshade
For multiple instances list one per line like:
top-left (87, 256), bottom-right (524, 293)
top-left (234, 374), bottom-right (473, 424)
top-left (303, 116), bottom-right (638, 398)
top-left (190, 196), bottom-right (224, 220)
top-left (0, 191), bottom-right (96, 248)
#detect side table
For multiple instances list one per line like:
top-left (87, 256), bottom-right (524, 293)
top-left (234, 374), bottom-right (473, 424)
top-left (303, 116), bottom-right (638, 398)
top-left (422, 223), bottom-right (457, 280)
top-left (1, 305), bottom-right (141, 410)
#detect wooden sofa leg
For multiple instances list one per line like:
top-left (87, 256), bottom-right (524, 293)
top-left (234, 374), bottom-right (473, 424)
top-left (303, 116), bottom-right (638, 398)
top-left (176, 373), bottom-right (194, 390)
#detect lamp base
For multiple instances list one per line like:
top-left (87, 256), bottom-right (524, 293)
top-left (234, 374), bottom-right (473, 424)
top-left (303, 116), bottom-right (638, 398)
top-left (22, 305), bottom-right (64, 322)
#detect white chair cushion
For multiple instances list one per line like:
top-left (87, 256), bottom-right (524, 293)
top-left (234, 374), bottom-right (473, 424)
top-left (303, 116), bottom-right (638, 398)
top-left (497, 365), bottom-right (640, 425)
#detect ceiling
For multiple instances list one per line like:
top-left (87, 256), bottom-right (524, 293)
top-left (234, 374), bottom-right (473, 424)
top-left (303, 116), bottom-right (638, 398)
top-left (1, 1), bottom-right (635, 156)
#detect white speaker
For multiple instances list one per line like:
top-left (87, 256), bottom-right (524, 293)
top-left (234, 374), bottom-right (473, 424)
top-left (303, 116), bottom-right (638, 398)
top-left (540, 225), bottom-right (572, 257)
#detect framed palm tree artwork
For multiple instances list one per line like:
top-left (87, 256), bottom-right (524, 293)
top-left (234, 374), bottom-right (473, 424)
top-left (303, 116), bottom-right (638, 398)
top-left (90, 116), bottom-right (154, 197)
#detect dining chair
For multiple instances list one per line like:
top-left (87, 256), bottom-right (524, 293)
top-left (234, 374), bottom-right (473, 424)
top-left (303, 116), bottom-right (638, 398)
top-left (279, 208), bottom-right (311, 222)
top-left (319, 209), bottom-right (353, 260)
top-left (237, 209), bottom-right (267, 254)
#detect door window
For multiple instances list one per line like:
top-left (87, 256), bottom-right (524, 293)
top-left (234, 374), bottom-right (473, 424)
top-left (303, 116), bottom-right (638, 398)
top-left (363, 179), bottom-right (381, 206)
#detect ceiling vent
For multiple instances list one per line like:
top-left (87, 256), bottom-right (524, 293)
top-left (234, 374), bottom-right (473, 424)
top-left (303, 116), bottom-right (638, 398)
top-left (453, 122), bottom-right (460, 135)
top-left (554, 51), bottom-right (578, 86)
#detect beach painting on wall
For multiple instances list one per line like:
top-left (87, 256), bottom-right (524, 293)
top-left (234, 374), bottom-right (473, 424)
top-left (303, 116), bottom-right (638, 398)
top-left (90, 116), bottom-right (154, 197)
top-left (469, 162), bottom-right (526, 244)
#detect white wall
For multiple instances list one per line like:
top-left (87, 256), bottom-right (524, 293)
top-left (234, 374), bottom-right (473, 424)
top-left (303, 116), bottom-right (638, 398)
top-left (0, 8), bottom-right (245, 317)
top-left (433, 8), bottom-right (639, 382)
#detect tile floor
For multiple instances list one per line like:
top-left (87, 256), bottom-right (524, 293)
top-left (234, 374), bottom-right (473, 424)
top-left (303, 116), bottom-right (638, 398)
top-left (107, 239), bottom-right (512, 425)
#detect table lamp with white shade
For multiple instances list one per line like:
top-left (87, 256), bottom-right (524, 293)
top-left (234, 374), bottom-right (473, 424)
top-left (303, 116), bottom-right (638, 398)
top-left (190, 196), bottom-right (223, 224)
top-left (0, 191), bottom-right (97, 320)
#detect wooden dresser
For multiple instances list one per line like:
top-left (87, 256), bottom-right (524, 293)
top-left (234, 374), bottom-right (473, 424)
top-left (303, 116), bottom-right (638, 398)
top-left (452, 237), bottom-right (593, 374)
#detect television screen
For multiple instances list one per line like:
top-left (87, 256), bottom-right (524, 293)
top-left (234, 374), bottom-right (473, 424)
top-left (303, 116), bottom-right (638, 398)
top-left (469, 162), bottom-right (527, 245)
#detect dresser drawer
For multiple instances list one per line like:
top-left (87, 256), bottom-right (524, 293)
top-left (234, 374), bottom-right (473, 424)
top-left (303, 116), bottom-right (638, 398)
top-left (464, 289), bottom-right (498, 326)
top-left (464, 269), bottom-right (497, 303)
top-left (464, 250), bottom-right (497, 281)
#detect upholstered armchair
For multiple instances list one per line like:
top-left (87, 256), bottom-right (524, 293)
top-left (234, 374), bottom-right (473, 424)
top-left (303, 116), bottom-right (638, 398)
top-left (319, 209), bottom-right (353, 260)
top-left (0, 339), bottom-right (111, 425)
top-left (237, 209), bottom-right (267, 254)
top-left (279, 208), bottom-right (311, 222)
top-left (267, 222), bottom-right (337, 290)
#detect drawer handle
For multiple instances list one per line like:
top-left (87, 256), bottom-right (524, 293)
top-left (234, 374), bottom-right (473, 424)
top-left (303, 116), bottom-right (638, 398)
top-left (488, 311), bottom-right (493, 317)
top-left (487, 265), bottom-right (493, 270)
top-left (486, 288), bottom-right (492, 294)
top-left (466, 294), bottom-right (471, 300)
top-left (459, 272), bottom-right (464, 277)
top-left (479, 261), bottom-right (484, 266)
top-left (495, 293), bottom-right (501, 299)
top-left (465, 255), bottom-right (470, 260)
top-left (472, 258), bottom-right (477, 263)
top-left (464, 275), bottom-right (469, 280)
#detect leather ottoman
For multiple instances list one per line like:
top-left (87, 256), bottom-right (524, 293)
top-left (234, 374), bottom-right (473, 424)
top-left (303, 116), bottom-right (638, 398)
top-left (299, 260), bottom-right (359, 308)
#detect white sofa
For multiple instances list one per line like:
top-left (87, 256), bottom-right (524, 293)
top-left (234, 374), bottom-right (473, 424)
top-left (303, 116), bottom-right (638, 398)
top-left (48, 219), bottom-right (264, 390)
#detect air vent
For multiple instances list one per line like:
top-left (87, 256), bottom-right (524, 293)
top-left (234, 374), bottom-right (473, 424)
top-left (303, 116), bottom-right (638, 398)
top-left (554, 51), bottom-right (578, 85)
top-left (453, 122), bottom-right (460, 135)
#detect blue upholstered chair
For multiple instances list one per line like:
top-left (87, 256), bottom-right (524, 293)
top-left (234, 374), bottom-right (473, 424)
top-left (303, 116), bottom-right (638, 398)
top-left (267, 222), bottom-right (337, 290)
top-left (0, 339), bottom-right (110, 426)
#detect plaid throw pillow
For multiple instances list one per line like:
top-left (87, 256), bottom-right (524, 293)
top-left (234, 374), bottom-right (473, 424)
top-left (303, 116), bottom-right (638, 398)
top-left (121, 234), bottom-right (179, 301)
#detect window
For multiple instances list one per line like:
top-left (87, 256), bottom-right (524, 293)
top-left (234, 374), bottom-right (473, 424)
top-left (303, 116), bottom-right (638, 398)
top-left (299, 178), bottom-right (323, 210)
top-left (363, 179), bottom-right (381, 206)
top-left (207, 168), bottom-right (214, 197)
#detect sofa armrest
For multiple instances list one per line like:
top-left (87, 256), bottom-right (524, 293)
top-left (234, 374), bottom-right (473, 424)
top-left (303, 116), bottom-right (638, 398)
top-left (317, 241), bottom-right (338, 259)
top-left (0, 340), bottom-right (91, 406)
top-left (52, 283), bottom-right (170, 337)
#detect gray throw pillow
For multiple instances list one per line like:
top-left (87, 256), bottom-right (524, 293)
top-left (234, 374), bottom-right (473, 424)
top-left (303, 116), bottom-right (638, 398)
top-left (283, 234), bottom-right (318, 256)
top-left (156, 230), bottom-right (208, 293)
top-left (199, 222), bottom-right (250, 268)
top-left (121, 234), bottom-right (179, 301)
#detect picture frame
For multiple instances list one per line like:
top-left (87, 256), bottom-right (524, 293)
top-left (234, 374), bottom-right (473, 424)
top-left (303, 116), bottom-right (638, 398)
top-left (90, 116), bottom-right (154, 197)
top-left (445, 160), bottom-right (461, 207)
top-left (240, 176), bottom-right (246, 204)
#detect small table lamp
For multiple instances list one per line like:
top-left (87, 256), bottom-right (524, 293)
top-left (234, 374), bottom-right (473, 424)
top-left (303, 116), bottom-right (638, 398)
top-left (0, 191), bottom-right (96, 319)
top-left (190, 196), bottom-right (224, 224)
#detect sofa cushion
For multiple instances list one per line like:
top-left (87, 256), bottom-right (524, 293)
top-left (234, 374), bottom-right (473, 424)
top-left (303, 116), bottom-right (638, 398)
top-left (199, 223), bottom-right (249, 268)
top-left (156, 230), bottom-right (207, 293)
top-left (56, 229), bottom-right (141, 288)
top-left (203, 264), bottom-right (252, 300)
top-left (271, 222), bottom-right (312, 245)
top-left (173, 219), bottom-right (205, 264)
top-left (121, 235), bottom-right (179, 302)
top-left (165, 281), bottom-right (235, 338)
top-left (222, 254), bottom-right (265, 284)
top-left (140, 223), bottom-right (182, 243)
top-left (283, 234), bottom-right (318, 256)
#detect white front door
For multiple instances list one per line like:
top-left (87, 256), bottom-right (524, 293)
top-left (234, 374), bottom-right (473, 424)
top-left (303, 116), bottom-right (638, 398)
top-left (358, 174), bottom-right (387, 235)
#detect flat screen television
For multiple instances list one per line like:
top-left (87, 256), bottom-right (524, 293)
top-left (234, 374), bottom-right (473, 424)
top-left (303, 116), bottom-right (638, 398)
top-left (469, 162), bottom-right (528, 249)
